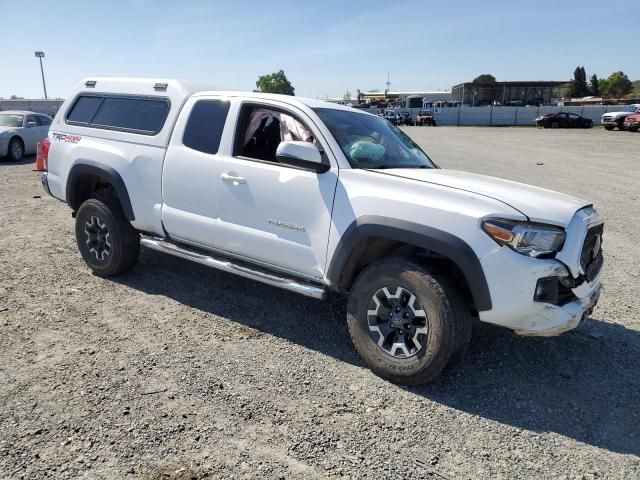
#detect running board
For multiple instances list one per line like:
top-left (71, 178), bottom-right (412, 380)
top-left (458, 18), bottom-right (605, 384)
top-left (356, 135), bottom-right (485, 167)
top-left (140, 236), bottom-right (326, 300)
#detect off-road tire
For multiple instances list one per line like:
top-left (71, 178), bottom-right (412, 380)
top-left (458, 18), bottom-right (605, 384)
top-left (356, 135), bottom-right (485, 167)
top-left (7, 137), bottom-right (24, 161)
top-left (346, 257), bottom-right (472, 385)
top-left (75, 197), bottom-right (140, 277)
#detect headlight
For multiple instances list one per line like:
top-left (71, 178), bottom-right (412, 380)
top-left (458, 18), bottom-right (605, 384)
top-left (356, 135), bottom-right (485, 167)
top-left (482, 218), bottom-right (566, 258)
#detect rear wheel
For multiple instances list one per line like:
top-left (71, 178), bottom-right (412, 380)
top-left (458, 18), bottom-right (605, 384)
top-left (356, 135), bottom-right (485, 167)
top-left (629, 126), bottom-right (639, 132)
top-left (7, 138), bottom-right (24, 161)
top-left (551, 121), bottom-right (560, 129)
top-left (604, 126), bottom-right (614, 131)
top-left (75, 197), bottom-right (140, 277)
top-left (347, 258), bottom-right (471, 385)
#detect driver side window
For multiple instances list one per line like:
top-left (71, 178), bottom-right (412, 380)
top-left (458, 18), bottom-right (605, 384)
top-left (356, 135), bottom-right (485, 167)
top-left (235, 105), bottom-right (316, 164)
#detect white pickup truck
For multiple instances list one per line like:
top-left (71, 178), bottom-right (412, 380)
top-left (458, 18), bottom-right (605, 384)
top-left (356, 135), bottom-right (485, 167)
top-left (41, 78), bottom-right (604, 384)
top-left (601, 104), bottom-right (640, 131)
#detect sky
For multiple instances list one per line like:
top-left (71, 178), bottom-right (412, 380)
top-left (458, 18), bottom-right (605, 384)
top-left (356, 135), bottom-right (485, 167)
top-left (2, 0), bottom-right (639, 100)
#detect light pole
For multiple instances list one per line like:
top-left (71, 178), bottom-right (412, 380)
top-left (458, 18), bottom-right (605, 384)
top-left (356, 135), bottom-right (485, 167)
top-left (34, 51), bottom-right (48, 100)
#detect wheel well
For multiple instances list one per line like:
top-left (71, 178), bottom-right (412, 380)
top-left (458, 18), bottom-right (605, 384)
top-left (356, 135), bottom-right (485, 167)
top-left (9, 135), bottom-right (24, 147)
top-left (68, 173), bottom-right (119, 212)
top-left (66, 163), bottom-right (135, 220)
top-left (338, 238), bottom-right (474, 310)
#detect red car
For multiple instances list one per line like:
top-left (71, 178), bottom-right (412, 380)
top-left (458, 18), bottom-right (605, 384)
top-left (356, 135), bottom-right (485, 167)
top-left (623, 112), bottom-right (640, 132)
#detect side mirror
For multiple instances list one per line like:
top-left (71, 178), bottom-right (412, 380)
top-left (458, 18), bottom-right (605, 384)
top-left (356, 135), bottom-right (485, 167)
top-left (27, 121), bottom-right (38, 128)
top-left (276, 141), bottom-right (329, 173)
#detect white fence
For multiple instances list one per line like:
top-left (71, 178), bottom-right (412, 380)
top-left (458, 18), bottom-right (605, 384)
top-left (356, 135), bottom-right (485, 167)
top-left (0, 99), bottom-right (63, 116)
top-left (361, 105), bottom-right (625, 126)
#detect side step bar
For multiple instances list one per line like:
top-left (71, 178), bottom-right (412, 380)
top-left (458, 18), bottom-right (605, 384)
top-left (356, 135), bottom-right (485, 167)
top-left (140, 236), bottom-right (326, 300)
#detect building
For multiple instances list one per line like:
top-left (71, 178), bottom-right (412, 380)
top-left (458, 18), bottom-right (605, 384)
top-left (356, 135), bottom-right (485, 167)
top-left (451, 81), bottom-right (570, 106)
top-left (357, 90), bottom-right (453, 107)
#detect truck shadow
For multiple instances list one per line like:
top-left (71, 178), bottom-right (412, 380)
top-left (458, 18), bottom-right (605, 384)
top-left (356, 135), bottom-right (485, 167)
top-left (112, 248), bottom-right (640, 457)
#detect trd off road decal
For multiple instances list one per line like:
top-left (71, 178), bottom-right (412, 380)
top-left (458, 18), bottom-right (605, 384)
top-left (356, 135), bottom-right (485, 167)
top-left (52, 133), bottom-right (82, 144)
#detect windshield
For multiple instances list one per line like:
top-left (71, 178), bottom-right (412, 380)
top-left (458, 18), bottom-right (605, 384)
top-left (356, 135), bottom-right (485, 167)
top-left (622, 105), bottom-right (639, 112)
top-left (314, 108), bottom-right (436, 169)
top-left (0, 114), bottom-right (23, 127)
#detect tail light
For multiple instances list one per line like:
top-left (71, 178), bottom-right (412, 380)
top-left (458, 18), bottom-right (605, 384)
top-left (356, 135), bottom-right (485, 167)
top-left (42, 137), bottom-right (50, 171)
top-left (35, 137), bottom-right (51, 172)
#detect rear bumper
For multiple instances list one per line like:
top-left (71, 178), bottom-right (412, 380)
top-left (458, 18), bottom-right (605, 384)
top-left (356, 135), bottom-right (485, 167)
top-left (41, 172), bottom-right (52, 196)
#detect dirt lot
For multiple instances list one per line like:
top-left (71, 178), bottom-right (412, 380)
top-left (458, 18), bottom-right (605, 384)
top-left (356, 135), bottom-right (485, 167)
top-left (1, 127), bottom-right (639, 479)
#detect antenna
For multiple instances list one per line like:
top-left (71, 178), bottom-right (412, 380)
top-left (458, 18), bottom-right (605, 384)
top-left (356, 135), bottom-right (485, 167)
top-left (386, 71), bottom-right (391, 92)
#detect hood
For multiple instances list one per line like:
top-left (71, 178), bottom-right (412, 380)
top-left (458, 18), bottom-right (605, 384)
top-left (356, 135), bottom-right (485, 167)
top-left (369, 168), bottom-right (590, 226)
top-left (603, 110), bottom-right (637, 118)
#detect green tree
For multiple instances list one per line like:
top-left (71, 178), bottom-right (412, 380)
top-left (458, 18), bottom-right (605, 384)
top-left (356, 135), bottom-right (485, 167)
top-left (601, 71), bottom-right (633, 98)
top-left (589, 74), bottom-right (600, 96)
top-left (569, 66), bottom-right (589, 97)
top-left (343, 90), bottom-right (352, 101)
top-left (633, 80), bottom-right (640, 95)
top-left (255, 70), bottom-right (295, 96)
top-left (472, 74), bottom-right (496, 84)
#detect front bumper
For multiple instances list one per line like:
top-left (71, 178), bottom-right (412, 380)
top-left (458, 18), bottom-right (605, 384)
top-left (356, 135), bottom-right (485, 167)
top-left (478, 208), bottom-right (604, 336)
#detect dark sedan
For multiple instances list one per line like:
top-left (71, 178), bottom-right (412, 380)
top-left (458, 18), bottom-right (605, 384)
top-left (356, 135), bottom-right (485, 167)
top-left (535, 112), bottom-right (593, 129)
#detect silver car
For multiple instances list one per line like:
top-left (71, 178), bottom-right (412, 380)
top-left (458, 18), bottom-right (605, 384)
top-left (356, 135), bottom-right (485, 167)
top-left (0, 110), bottom-right (52, 161)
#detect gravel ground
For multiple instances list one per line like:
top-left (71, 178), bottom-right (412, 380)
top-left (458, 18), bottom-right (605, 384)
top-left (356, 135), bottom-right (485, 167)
top-left (1, 127), bottom-right (639, 479)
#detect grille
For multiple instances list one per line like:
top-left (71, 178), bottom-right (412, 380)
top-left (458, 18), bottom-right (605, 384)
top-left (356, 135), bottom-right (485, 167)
top-left (581, 224), bottom-right (604, 282)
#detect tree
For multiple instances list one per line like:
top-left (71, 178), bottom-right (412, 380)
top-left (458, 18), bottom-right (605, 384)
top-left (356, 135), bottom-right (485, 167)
top-left (472, 74), bottom-right (496, 84)
top-left (569, 66), bottom-right (589, 98)
top-left (343, 90), bottom-right (352, 101)
top-left (633, 80), bottom-right (640, 96)
top-left (589, 74), bottom-right (600, 96)
top-left (601, 71), bottom-right (633, 98)
top-left (255, 70), bottom-right (295, 96)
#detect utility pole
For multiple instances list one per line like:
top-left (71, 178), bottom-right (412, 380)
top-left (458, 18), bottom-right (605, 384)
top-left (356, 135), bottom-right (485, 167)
top-left (385, 71), bottom-right (391, 94)
top-left (34, 51), bottom-right (48, 100)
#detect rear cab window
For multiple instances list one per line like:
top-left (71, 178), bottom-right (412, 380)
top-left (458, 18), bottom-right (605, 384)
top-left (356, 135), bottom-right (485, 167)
top-left (182, 99), bottom-right (230, 155)
top-left (65, 94), bottom-right (170, 135)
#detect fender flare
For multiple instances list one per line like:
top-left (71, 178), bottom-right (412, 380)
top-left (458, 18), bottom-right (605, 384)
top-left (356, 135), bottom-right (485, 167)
top-left (66, 160), bottom-right (135, 221)
top-left (326, 216), bottom-right (492, 312)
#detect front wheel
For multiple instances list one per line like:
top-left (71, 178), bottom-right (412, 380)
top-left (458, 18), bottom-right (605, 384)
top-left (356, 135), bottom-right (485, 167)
top-left (347, 258), bottom-right (471, 385)
top-left (75, 197), bottom-right (140, 277)
top-left (604, 126), bottom-right (614, 131)
top-left (7, 138), bottom-right (24, 161)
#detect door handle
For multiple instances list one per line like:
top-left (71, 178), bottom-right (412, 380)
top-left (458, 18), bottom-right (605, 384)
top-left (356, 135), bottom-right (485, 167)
top-left (221, 173), bottom-right (246, 184)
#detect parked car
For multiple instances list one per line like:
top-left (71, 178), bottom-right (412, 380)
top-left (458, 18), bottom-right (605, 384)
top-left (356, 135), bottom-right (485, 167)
top-left (41, 78), bottom-right (604, 385)
top-left (416, 110), bottom-right (436, 126)
top-left (0, 110), bottom-right (52, 161)
top-left (398, 111), bottom-right (413, 126)
top-left (623, 112), bottom-right (640, 132)
top-left (535, 112), bottom-right (593, 129)
top-left (383, 109), bottom-right (401, 125)
top-left (601, 104), bottom-right (640, 131)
